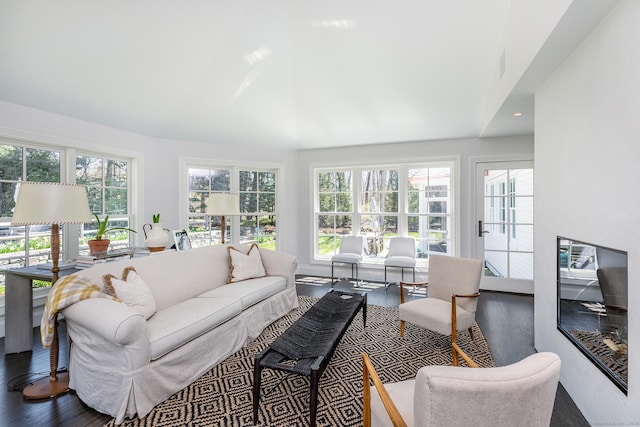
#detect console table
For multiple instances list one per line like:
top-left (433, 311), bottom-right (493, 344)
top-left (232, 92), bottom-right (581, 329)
top-left (4, 266), bottom-right (79, 355)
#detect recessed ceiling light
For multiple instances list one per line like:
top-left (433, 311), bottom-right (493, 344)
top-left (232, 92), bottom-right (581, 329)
top-left (512, 112), bottom-right (523, 117)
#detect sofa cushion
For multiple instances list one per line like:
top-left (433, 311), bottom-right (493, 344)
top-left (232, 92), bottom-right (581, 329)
top-left (227, 243), bottom-right (266, 283)
top-left (146, 297), bottom-right (241, 360)
top-left (103, 267), bottom-right (157, 320)
top-left (198, 276), bottom-right (286, 310)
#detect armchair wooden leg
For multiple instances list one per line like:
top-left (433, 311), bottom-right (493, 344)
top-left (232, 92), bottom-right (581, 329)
top-left (400, 320), bottom-right (405, 337)
top-left (468, 327), bottom-right (475, 341)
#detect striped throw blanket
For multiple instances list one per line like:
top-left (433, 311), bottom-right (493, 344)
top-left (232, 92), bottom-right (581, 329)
top-left (40, 274), bottom-right (119, 348)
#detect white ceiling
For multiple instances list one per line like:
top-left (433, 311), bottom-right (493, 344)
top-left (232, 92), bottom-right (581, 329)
top-left (0, 1), bottom-right (604, 150)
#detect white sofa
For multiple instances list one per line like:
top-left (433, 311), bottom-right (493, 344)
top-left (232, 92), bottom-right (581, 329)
top-left (62, 244), bottom-right (298, 424)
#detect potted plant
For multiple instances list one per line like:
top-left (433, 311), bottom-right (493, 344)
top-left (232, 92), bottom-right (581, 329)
top-left (88, 213), bottom-right (136, 255)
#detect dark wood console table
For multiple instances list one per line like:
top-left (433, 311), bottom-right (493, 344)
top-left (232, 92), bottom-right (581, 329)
top-left (252, 290), bottom-right (366, 427)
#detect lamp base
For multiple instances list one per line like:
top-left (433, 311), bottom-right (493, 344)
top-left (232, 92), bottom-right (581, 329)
top-left (23, 372), bottom-right (70, 400)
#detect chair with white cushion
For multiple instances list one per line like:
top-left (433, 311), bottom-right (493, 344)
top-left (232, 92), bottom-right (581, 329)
top-left (399, 254), bottom-right (483, 365)
top-left (384, 237), bottom-right (417, 285)
top-left (331, 235), bottom-right (365, 287)
top-left (362, 350), bottom-right (561, 427)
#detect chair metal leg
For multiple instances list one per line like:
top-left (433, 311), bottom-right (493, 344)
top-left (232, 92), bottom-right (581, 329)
top-left (354, 263), bottom-right (359, 287)
top-left (331, 262), bottom-right (335, 288)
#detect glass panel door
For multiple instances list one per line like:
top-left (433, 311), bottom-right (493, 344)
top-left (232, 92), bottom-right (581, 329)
top-left (475, 161), bottom-right (534, 293)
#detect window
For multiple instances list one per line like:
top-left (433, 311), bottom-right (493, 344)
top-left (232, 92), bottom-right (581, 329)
top-left (407, 167), bottom-right (451, 259)
top-left (0, 142), bottom-right (63, 294)
top-left (315, 163), bottom-right (454, 265)
top-left (239, 170), bottom-right (277, 249)
top-left (186, 166), bottom-right (278, 248)
top-left (0, 141), bottom-right (135, 295)
top-left (76, 154), bottom-right (134, 253)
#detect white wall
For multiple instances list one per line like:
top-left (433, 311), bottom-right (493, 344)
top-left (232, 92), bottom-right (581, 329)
top-left (295, 135), bottom-right (534, 282)
top-left (535, 0), bottom-right (640, 422)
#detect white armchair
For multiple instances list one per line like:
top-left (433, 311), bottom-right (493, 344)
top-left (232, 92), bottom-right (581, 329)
top-left (399, 254), bottom-right (483, 365)
top-left (363, 351), bottom-right (561, 427)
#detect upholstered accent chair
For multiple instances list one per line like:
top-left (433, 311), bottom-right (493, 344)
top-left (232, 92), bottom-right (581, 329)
top-left (331, 235), bottom-right (365, 287)
top-left (362, 351), bottom-right (561, 427)
top-left (384, 237), bottom-right (417, 285)
top-left (596, 266), bottom-right (628, 339)
top-left (399, 254), bottom-right (483, 365)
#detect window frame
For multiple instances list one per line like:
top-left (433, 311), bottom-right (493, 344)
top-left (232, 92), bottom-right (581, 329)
top-left (75, 151), bottom-right (136, 254)
top-left (313, 161), bottom-right (456, 266)
top-left (180, 159), bottom-right (282, 250)
top-left (0, 139), bottom-right (138, 295)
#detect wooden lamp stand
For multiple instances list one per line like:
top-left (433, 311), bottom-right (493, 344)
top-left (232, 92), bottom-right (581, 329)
top-left (23, 223), bottom-right (70, 400)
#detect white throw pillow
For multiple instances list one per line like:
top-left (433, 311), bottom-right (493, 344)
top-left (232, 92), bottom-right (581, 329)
top-left (103, 267), bottom-right (157, 319)
top-left (227, 243), bottom-right (267, 283)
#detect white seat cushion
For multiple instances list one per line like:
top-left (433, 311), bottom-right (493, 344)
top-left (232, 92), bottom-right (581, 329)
top-left (147, 297), bottom-right (241, 360)
top-left (399, 298), bottom-right (474, 336)
top-left (332, 253), bottom-right (362, 263)
top-left (198, 276), bottom-right (286, 310)
top-left (371, 379), bottom-right (416, 427)
top-left (385, 256), bottom-right (416, 268)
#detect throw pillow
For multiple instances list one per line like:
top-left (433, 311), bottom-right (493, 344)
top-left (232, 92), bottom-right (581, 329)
top-left (227, 243), bottom-right (267, 283)
top-left (103, 266), bottom-right (157, 319)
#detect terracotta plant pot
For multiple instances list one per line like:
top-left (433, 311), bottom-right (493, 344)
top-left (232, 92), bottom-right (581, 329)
top-left (88, 239), bottom-right (110, 255)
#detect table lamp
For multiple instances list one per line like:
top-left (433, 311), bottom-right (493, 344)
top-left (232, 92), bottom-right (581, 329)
top-left (11, 182), bottom-right (92, 399)
top-left (205, 193), bottom-right (241, 244)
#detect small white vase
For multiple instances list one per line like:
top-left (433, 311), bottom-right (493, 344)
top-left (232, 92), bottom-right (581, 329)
top-left (143, 223), bottom-right (168, 252)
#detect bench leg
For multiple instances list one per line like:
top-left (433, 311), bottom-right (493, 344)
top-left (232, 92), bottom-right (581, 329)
top-left (253, 361), bottom-right (264, 425)
top-left (310, 368), bottom-right (320, 427)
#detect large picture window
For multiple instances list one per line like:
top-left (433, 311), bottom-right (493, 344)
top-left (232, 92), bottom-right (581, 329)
top-left (315, 163), bottom-right (454, 265)
top-left (0, 141), bottom-right (135, 296)
top-left (186, 165), bottom-right (278, 249)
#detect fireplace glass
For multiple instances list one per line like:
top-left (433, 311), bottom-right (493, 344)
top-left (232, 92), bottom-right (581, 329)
top-left (557, 237), bottom-right (628, 393)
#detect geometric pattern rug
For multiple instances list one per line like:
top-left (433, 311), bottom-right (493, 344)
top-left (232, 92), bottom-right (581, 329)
top-left (107, 296), bottom-right (494, 426)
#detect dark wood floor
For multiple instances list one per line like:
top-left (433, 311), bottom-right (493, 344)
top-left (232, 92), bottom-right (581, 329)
top-left (1, 278), bottom-right (589, 426)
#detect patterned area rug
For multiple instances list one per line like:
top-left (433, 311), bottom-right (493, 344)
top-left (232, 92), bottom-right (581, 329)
top-left (107, 296), bottom-right (494, 426)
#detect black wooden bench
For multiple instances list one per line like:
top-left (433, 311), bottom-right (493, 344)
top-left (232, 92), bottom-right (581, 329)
top-left (252, 290), bottom-right (367, 427)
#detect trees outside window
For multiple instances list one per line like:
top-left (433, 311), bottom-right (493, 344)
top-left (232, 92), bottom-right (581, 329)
top-left (76, 155), bottom-right (133, 254)
top-left (187, 166), bottom-right (278, 249)
top-left (0, 142), bottom-right (62, 294)
top-left (315, 163), bottom-right (453, 265)
top-left (0, 143), bottom-right (135, 295)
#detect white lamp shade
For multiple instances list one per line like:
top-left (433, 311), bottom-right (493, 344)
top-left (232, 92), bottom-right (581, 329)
top-left (11, 182), bottom-right (93, 225)
top-left (205, 193), bottom-right (241, 216)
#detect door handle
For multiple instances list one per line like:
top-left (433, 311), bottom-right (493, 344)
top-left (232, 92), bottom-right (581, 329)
top-left (478, 220), bottom-right (489, 237)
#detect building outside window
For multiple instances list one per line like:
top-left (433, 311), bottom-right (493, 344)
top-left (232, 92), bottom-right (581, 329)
top-left (315, 163), bottom-right (453, 266)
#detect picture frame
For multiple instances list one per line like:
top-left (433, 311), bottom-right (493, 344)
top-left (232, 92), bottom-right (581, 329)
top-left (172, 229), bottom-right (191, 251)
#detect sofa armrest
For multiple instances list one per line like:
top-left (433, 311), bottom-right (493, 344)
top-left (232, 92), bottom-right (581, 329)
top-left (259, 248), bottom-right (298, 289)
top-left (62, 298), bottom-right (150, 369)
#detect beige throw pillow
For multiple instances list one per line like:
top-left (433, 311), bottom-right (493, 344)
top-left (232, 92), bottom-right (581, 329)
top-left (103, 266), bottom-right (157, 319)
top-left (227, 243), bottom-right (267, 283)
